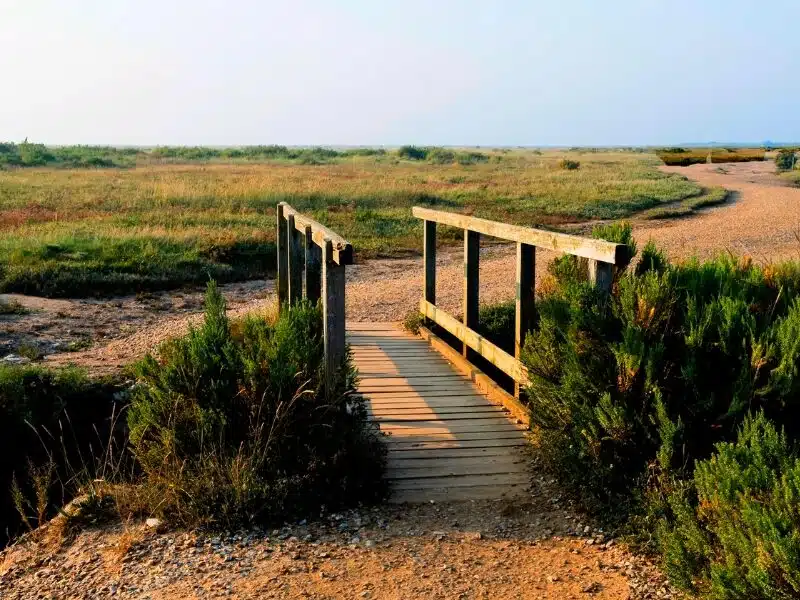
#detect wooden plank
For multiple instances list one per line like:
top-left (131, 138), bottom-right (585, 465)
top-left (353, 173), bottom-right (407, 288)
top-left (370, 409), bottom-right (506, 419)
top-left (276, 204), bottom-right (288, 305)
top-left (424, 219), bottom-right (436, 308)
top-left (589, 258), bottom-right (614, 292)
top-left (358, 375), bottom-right (467, 385)
top-left (281, 202), bottom-right (353, 265)
top-left (359, 390), bottom-right (493, 400)
top-left (391, 472), bottom-right (529, 490)
top-left (419, 300), bottom-right (529, 385)
top-left (388, 463), bottom-right (528, 480)
top-left (373, 413), bottom-right (510, 422)
top-left (323, 239), bottom-right (346, 396)
top-left (287, 215), bottom-right (303, 304)
top-left (346, 322), bottom-right (402, 331)
top-left (463, 229), bottom-right (480, 358)
top-left (388, 446), bottom-right (520, 460)
top-left (389, 455), bottom-right (525, 469)
top-left (412, 206), bottom-right (626, 264)
top-left (304, 225), bottom-right (322, 304)
top-left (379, 422), bottom-right (521, 435)
top-left (358, 372), bottom-right (463, 379)
top-left (387, 437), bottom-right (528, 450)
top-left (359, 385), bottom-right (481, 395)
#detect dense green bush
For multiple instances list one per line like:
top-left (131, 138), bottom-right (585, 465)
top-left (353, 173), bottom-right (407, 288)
top-left (0, 365), bottom-right (121, 545)
top-left (128, 283), bottom-right (386, 527)
top-left (396, 145), bottom-right (428, 160)
top-left (559, 159), bottom-right (581, 170)
top-left (775, 148), bottom-right (797, 171)
top-left (660, 412), bottom-right (800, 599)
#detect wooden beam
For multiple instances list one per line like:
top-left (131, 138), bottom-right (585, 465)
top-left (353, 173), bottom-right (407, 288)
top-left (588, 259), bottom-right (614, 292)
top-left (463, 230), bottom-right (479, 359)
top-left (515, 243), bottom-right (535, 398)
top-left (424, 220), bottom-right (436, 306)
top-left (412, 206), bottom-right (626, 265)
top-left (323, 239), bottom-right (346, 396)
top-left (281, 203), bottom-right (353, 265)
top-left (287, 214), bottom-right (303, 304)
top-left (419, 300), bottom-right (530, 386)
top-left (304, 225), bottom-right (322, 303)
top-left (276, 204), bottom-right (288, 306)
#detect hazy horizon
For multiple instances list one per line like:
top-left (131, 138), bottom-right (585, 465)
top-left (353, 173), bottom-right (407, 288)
top-left (2, 0), bottom-right (799, 146)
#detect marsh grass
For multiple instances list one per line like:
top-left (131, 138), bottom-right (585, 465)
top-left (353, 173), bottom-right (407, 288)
top-left (0, 151), bottom-right (703, 296)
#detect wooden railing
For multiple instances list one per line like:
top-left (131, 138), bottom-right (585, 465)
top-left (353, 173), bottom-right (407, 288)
top-left (412, 206), bottom-right (628, 397)
top-left (276, 202), bottom-right (353, 391)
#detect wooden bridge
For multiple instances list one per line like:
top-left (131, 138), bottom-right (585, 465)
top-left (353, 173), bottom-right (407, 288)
top-left (276, 202), bottom-right (627, 503)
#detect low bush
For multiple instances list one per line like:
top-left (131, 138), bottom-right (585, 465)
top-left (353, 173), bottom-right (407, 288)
top-left (0, 365), bottom-right (122, 546)
top-left (660, 412), bottom-right (800, 599)
top-left (127, 283), bottom-right (386, 527)
top-left (559, 159), bottom-right (580, 170)
top-left (657, 148), bottom-right (765, 166)
top-left (775, 148), bottom-right (797, 171)
top-left (396, 145), bottom-right (428, 160)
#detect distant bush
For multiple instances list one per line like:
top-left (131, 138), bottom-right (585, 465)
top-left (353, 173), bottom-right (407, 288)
top-left (426, 148), bottom-right (456, 164)
top-left (397, 145), bottom-right (428, 160)
top-left (127, 283), bottom-right (386, 527)
top-left (660, 412), bottom-right (800, 599)
top-left (775, 148), bottom-right (797, 171)
top-left (658, 148), bottom-right (765, 166)
top-left (559, 159), bottom-right (580, 170)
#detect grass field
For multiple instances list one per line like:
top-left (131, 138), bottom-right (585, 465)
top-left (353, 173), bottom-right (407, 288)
top-left (0, 149), bottom-right (707, 297)
top-left (656, 147), bottom-right (766, 166)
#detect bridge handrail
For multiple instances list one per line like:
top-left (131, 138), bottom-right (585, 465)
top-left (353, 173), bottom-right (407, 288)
top-left (412, 206), bottom-right (629, 396)
top-left (276, 202), bottom-right (352, 395)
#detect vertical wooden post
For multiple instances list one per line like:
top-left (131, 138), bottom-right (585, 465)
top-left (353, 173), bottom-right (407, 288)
top-left (276, 203), bottom-right (288, 306)
top-left (323, 239), bottom-right (346, 396)
top-left (588, 259), bottom-right (613, 293)
top-left (287, 214), bottom-right (303, 304)
top-left (515, 243), bottom-right (535, 398)
top-left (424, 219), bottom-right (436, 309)
top-left (463, 230), bottom-right (480, 358)
top-left (304, 225), bottom-right (322, 304)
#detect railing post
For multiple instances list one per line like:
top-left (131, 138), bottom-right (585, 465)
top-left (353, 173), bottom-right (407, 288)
top-left (304, 225), bottom-right (322, 304)
top-left (323, 239), bottom-right (346, 396)
top-left (287, 214), bottom-right (303, 304)
top-left (588, 259), bottom-right (613, 293)
top-left (515, 243), bottom-right (535, 398)
top-left (463, 230), bottom-right (480, 358)
top-left (276, 203), bottom-right (288, 307)
top-left (424, 219), bottom-right (436, 315)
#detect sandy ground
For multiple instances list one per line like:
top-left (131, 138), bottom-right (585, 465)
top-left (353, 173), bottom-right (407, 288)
top-left (1, 485), bottom-right (672, 599)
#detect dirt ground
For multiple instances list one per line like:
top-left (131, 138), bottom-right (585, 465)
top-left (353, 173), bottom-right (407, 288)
top-left (0, 480), bottom-right (672, 599)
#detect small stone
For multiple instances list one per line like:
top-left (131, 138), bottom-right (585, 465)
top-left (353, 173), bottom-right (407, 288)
top-left (146, 518), bottom-right (161, 529)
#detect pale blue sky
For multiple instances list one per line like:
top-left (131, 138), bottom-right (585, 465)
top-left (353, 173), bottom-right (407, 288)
top-left (2, 0), bottom-right (798, 146)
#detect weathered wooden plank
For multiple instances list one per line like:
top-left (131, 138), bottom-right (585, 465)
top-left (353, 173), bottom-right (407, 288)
top-left (390, 485), bottom-right (524, 503)
top-left (287, 215), bottom-right (303, 304)
top-left (276, 204), bottom-right (288, 305)
top-left (589, 258), bottom-right (614, 292)
top-left (346, 322), bottom-right (403, 331)
top-left (463, 229), bottom-right (480, 358)
top-left (388, 461), bottom-right (528, 480)
top-left (281, 203), bottom-right (353, 265)
top-left (304, 225), bottom-right (322, 303)
top-left (391, 472), bottom-right (529, 490)
top-left (412, 206), bottom-right (627, 264)
top-left (369, 407), bottom-right (505, 417)
top-left (323, 239), bottom-right (346, 395)
top-left (359, 390), bottom-right (492, 400)
top-left (373, 413), bottom-right (510, 422)
top-left (419, 300), bottom-right (530, 385)
top-left (358, 375), bottom-right (467, 385)
top-left (388, 446), bottom-right (520, 460)
top-left (379, 422), bottom-right (521, 435)
top-left (386, 437), bottom-right (528, 450)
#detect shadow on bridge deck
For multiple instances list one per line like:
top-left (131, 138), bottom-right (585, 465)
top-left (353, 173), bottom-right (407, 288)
top-left (347, 322), bottom-right (531, 504)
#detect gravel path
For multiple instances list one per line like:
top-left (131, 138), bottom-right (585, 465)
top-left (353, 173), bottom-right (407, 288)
top-left (1, 482), bottom-right (675, 599)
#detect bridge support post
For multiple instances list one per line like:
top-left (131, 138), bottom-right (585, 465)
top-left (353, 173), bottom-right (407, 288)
top-left (463, 230), bottom-right (480, 359)
top-left (588, 259), bottom-right (613, 293)
top-left (304, 225), bottom-right (322, 304)
top-left (424, 220), bottom-right (436, 323)
top-left (323, 239), bottom-right (346, 396)
top-left (515, 243), bottom-right (535, 398)
top-left (276, 203), bottom-right (288, 306)
top-left (287, 214), bottom-right (304, 304)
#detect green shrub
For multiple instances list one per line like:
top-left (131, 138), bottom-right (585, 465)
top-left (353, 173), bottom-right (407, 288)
top-left (660, 412), bottom-right (800, 599)
top-left (127, 282), bottom-right (386, 527)
top-left (559, 159), bottom-right (580, 170)
top-left (396, 145), bottom-right (428, 160)
top-left (477, 301), bottom-right (516, 353)
top-left (776, 149), bottom-right (797, 171)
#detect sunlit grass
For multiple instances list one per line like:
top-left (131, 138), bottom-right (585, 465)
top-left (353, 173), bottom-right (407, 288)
top-left (0, 150), bottom-right (702, 296)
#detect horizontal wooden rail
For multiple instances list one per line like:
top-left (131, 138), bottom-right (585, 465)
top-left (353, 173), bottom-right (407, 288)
top-left (420, 300), bottom-right (530, 386)
top-left (412, 206), bottom-right (627, 264)
top-left (281, 203), bottom-right (353, 266)
top-left (414, 206), bottom-right (628, 402)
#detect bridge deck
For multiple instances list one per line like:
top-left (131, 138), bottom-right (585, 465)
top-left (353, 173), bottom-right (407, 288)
top-left (348, 322), bottom-right (530, 503)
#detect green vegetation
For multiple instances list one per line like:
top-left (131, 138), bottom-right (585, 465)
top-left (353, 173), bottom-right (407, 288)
top-left (0, 149), bottom-right (705, 297)
top-left (558, 159), bottom-right (580, 170)
top-left (641, 187), bottom-right (729, 219)
top-left (656, 147), bottom-right (765, 166)
top-left (5, 284), bottom-right (386, 543)
top-left (0, 297), bottom-right (28, 315)
top-left (775, 148), bottom-right (798, 171)
top-left (127, 284), bottom-right (386, 526)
